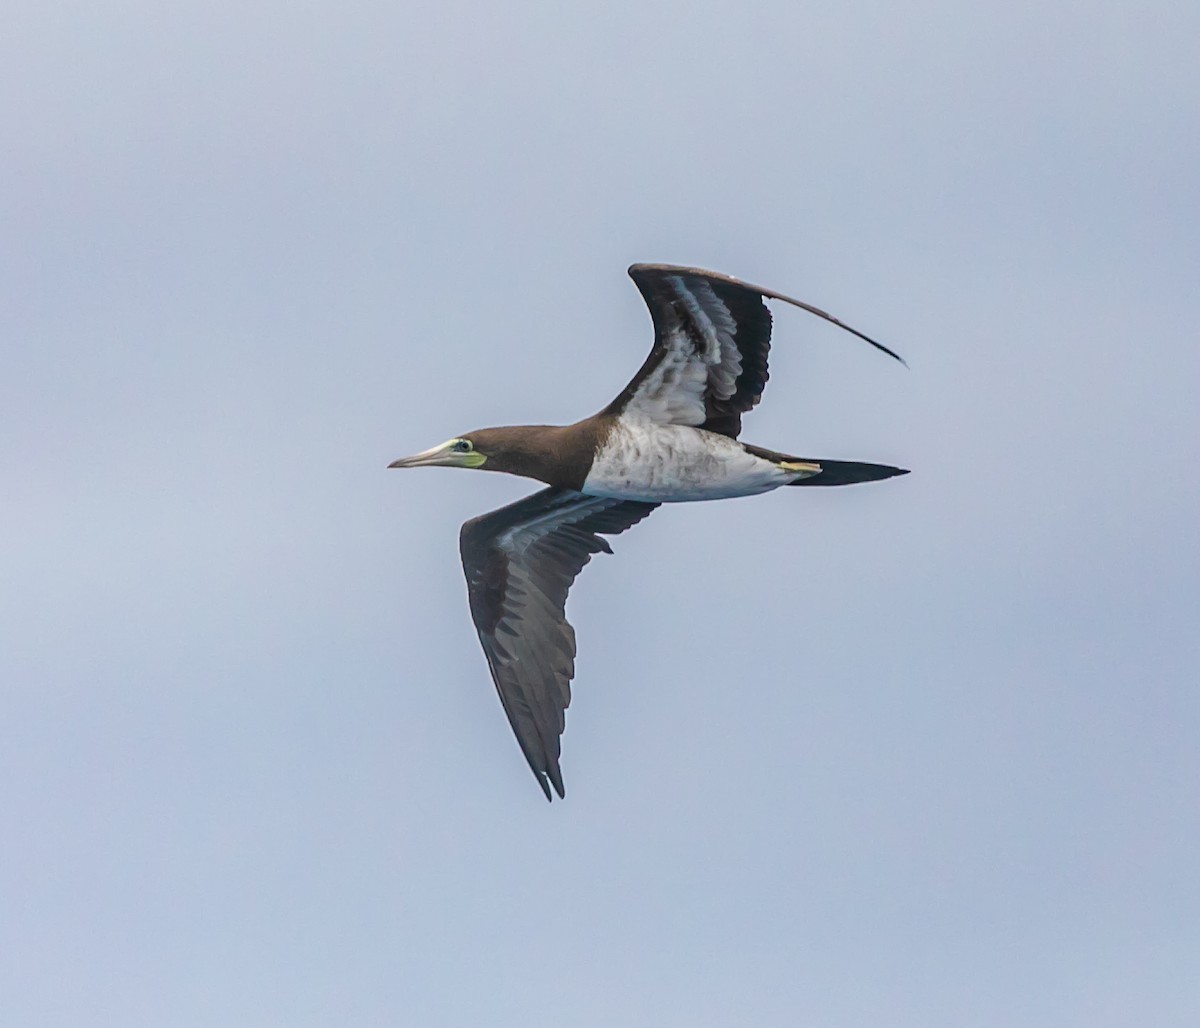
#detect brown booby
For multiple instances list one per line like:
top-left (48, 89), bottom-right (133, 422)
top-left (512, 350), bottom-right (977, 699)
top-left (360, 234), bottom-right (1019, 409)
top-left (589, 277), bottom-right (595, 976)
top-left (390, 264), bottom-right (907, 800)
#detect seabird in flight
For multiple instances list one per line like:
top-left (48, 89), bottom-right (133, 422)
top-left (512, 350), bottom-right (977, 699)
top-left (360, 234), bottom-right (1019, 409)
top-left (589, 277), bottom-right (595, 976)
top-left (390, 264), bottom-right (907, 800)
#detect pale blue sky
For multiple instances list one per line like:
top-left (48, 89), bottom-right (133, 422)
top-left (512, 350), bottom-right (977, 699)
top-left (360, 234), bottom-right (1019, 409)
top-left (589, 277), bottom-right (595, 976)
top-left (2, 1), bottom-right (1198, 1025)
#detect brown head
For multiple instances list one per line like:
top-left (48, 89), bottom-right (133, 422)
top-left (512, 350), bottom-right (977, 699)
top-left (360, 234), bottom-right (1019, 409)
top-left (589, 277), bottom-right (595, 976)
top-left (388, 421), bottom-right (605, 491)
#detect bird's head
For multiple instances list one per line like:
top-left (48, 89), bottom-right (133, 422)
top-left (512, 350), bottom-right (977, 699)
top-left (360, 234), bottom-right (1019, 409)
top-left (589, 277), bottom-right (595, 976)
top-left (388, 433), bottom-right (489, 471)
top-left (388, 425), bottom-right (582, 487)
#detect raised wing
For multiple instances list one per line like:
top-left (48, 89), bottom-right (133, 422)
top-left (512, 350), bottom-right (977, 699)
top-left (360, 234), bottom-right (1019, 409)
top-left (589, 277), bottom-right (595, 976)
top-left (605, 263), bottom-right (904, 439)
top-left (459, 488), bottom-right (658, 800)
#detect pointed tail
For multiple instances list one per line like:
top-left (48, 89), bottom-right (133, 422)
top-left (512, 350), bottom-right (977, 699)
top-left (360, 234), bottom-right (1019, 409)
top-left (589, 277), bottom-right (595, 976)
top-left (787, 459), bottom-right (909, 486)
top-left (743, 443), bottom-right (909, 485)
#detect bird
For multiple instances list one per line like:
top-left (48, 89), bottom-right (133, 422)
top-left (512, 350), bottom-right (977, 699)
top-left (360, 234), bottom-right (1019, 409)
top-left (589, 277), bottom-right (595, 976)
top-left (389, 263), bottom-right (907, 800)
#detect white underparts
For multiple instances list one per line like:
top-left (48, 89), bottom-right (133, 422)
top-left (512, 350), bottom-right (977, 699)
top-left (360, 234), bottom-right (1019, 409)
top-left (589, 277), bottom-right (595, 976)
top-left (581, 417), bottom-right (816, 502)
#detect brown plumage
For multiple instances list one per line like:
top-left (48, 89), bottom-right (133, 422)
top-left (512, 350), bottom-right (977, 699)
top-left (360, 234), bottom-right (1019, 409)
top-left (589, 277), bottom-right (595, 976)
top-left (458, 424), bottom-right (608, 492)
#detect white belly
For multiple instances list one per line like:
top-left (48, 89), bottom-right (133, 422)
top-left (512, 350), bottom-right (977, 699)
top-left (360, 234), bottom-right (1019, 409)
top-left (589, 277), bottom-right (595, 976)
top-left (581, 419), bottom-right (797, 502)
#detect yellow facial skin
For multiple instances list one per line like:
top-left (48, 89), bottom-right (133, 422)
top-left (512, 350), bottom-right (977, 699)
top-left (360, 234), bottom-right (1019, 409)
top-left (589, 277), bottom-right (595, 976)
top-left (387, 438), bottom-right (487, 470)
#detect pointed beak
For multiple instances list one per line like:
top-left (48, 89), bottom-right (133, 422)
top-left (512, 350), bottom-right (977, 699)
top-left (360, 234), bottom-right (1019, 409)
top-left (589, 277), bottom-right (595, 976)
top-left (387, 439), bottom-right (486, 470)
top-left (388, 442), bottom-right (456, 469)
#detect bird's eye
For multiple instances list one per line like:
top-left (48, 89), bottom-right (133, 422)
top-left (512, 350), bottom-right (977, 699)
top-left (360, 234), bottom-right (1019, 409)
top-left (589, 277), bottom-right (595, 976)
top-left (452, 439), bottom-right (473, 453)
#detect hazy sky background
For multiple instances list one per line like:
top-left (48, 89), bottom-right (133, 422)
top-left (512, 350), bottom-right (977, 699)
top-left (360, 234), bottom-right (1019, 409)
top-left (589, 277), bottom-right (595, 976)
top-left (3, 1), bottom-right (1198, 1025)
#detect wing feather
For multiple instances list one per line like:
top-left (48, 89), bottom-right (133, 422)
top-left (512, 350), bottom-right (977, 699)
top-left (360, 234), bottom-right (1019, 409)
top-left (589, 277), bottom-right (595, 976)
top-left (459, 488), bottom-right (658, 800)
top-left (605, 263), bottom-right (904, 438)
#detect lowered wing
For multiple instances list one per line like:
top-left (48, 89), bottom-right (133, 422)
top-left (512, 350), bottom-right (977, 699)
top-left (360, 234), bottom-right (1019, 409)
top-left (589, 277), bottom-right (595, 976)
top-left (459, 488), bottom-right (658, 799)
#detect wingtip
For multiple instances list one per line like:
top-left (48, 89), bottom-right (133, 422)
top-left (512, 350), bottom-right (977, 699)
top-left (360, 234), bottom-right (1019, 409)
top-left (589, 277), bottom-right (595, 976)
top-left (533, 766), bottom-right (566, 802)
top-left (861, 334), bottom-right (908, 367)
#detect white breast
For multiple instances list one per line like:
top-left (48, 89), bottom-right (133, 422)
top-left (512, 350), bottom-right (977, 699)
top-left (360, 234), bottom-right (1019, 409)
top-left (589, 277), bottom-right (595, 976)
top-left (582, 417), bottom-right (799, 502)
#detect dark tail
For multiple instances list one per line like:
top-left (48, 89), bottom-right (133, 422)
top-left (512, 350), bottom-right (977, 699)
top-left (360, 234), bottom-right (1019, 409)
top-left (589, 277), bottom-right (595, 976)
top-left (742, 443), bottom-right (909, 486)
top-left (788, 459), bottom-right (909, 486)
